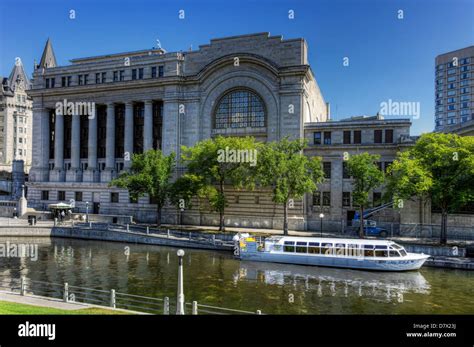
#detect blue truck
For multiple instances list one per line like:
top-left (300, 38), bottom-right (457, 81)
top-left (352, 202), bottom-right (393, 238)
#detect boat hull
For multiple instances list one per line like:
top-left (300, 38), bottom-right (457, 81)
top-left (239, 252), bottom-right (429, 271)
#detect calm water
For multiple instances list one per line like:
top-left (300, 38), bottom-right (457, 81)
top-left (0, 236), bottom-right (473, 314)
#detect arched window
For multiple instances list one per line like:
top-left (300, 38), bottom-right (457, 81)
top-left (214, 89), bottom-right (266, 129)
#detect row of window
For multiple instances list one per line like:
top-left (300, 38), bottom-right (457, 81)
top-left (436, 73), bottom-right (471, 89)
top-left (437, 71), bottom-right (472, 80)
top-left (436, 115), bottom-right (472, 127)
top-left (45, 66), bottom-right (164, 89)
top-left (314, 129), bottom-right (394, 145)
top-left (16, 95), bottom-right (27, 103)
top-left (40, 191), bottom-right (158, 204)
top-left (436, 88), bottom-right (471, 103)
top-left (436, 95), bottom-right (471, 104)
top-left (436, 109), bottom-right (473, 119)
top-left (437, 102), bottom-right (471, 111)
top-left (437, 58), bottom-right (471, 70)
top-left (312, 191), bottom-right (383, 208)
top-left (280, 241), bottom-right (406, 257)
top-left (321, 161), bottom-right (392, 179)
top-left (14, 115), bottom-right (28, 124)
top-left (13, 149), bottom-right (26, 157)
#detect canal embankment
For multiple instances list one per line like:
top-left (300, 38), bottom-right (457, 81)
top-left (51, 223), bottom-right (234, 251)
top-left (1, 218), bottom-right (473, 269)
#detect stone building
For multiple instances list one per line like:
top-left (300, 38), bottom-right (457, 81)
top-left (0, 59), bottom-right (33, 173)
top-left (304, 115), bottom-right (415, 231)
top-left (26, 33), bottom-right (330, 225)
top-left (435, 46), bottom-right (474, 135)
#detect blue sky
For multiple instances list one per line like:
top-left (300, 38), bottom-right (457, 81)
top-left (1, 0), bottom-right (473, 134)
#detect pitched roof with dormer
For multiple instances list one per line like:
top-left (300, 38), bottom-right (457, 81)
top-left (1, 59), bottom-right (31, 96)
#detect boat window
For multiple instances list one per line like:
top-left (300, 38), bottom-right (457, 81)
top-left (321, 243), bottom-right (333, 255)
top-left (364, 249), bottom-right (375, 257)
top-left (348, 248), bottom-right (362, 257)
top-left (389, 251), bottom-right (400, 257)
top-left (392, 244), bottom-right (402, 250)
top-left (308, 243), bottom-right (320, 254)
top-left (335, 243), bottom-right (346, 256)
top-left (296, 242), bottom-right (307, 253)
top-left (400, 249), bottom-right (407, 256)
top-left (375, 250), bottom-right (389, 257)
top-left (375, 245), bottom-right (387, 249)
top-left (364, 245), bottom-right (375, 249)
top-left (284, 241), bottom-right (295, 252)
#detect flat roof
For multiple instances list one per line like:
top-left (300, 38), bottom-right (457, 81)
top-left (265, 236), bottom-right (395, 245)
top-left (70, 48), bottom-right (166, 64)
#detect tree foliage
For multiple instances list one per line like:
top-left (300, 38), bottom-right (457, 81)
top-left (346, 153), bottom-right (385, 238)
top-left (109, 149), bottom-right (175, 226)
top-left (387, 133), bottom-right (474, 244)
top-left (180, 136), bottom-right (258, 231)
top-left (255, 138), bottom-right (324, 235)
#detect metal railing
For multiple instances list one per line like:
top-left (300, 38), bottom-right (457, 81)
top-left (69, 221), bottom-right (235, 246)
top-left (0, 274), bottom-right (262, 315)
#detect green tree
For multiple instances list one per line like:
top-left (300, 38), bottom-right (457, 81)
top-left (180, 136), bottom-right (258, 231)
top-left (386, 133), bottom-right (474, 244)
top-left (255, 138), bottom-right (324, 235)
top-left (109, 149), bottom-right (176, 227)
top-left (346, 153), bottom-right (385, 238)
top-left (169, 174), bottom-right (203, 225)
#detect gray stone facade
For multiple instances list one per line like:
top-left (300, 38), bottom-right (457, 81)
top-left (0, 59), bottom-right (33, 173)
top-left (304, 115), bottom-right (415, 231)
top-left (26, 33), bottom-right (329, 227)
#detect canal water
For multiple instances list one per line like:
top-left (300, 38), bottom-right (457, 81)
top-left (0, 237), bottom-right (473, 314)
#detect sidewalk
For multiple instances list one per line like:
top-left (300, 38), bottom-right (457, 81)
top-left (0, 290), bottom-right (91, 310)
top-left (0, 290), bottom-right (148, 314)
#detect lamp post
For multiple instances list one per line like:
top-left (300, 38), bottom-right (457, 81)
top-left (319, 213), bottom-right (324, 237)
top-left (176, 249), bottom-right (185, 315)
top-left (85, 201), bottom-right (89, 222)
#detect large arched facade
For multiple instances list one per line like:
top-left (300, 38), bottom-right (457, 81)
top-left (198, 55), bottom-right (281, 143)
top-left (28, 33), bottom-right (329, 230)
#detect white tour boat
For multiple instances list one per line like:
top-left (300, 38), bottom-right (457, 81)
top-left (234, 235), bottom-right (430, 272)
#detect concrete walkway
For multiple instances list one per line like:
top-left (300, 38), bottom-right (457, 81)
top-left (0, 290), bottom-right (91, 310)
top-left (0, 290), bottom-right (148, 314)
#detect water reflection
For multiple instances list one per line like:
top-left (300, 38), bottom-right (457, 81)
top-left (0, 237), bottom-right (472, 314)
top-left (234, 261), bottom-right (431, 303)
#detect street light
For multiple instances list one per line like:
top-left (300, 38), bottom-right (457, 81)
top-left (319, 213), bottom-right (324, 237)
top-left (176, 249), bottom-right (185, 315)
top-left (85, 201), bottom-right (89, 222)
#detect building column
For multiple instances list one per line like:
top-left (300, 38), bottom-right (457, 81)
top-left (42, 109), bottom-right (51, 180)
top-left (144, 100), bottom-right (153, 152)
top-left (162, 100), bottom-right (179, 156)
top-left (29, 107), bottom-right (50, 182)
top-left (51, 111), bottom-right (64, 182)
top-left (124, 102), bottom-right (134, 169)
top-left (66, 114), bottom-right (81, 182)
top-left (83, 105), bottom-right (98, 182)
top-left (102, 102), bottom-right (116, 182)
